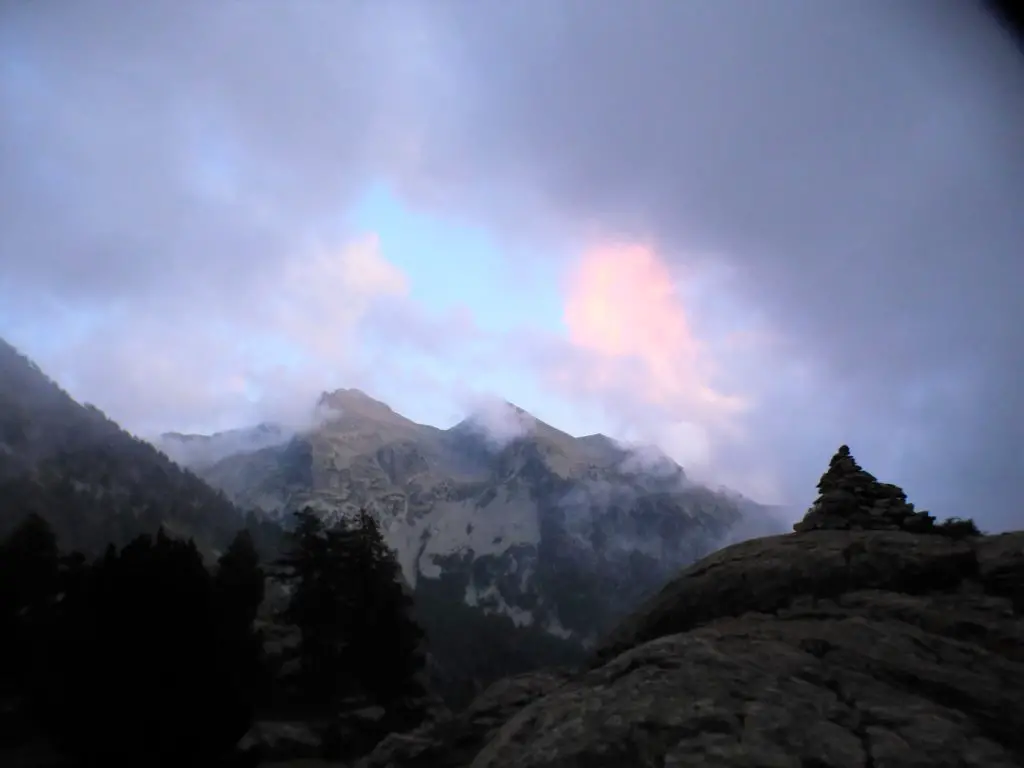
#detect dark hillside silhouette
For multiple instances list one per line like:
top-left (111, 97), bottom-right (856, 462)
top-left (0, 338), bottom-right (255, 555)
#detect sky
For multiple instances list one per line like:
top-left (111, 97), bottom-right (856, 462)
top-left (1, 1), bottom-right (1022, 529)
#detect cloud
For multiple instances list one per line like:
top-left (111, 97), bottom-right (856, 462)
top-left (460, 396), bottom-right (538, 451)
top-left (396, 1), bottom-right (1024, 526)
top-left (0, 1), bottom-right (396, 312)
top-left (17, 236), bottom-right (409, 435)
top-left (553, 242), bottom-right (748, 468)
top-left (2, 1), bottom-right (1023, 531)
top-left (262, 234), bottom-right (408, 365)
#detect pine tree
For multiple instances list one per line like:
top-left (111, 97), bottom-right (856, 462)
top-left (274, 509), bottom-right (355, 713)
top-left (0, 513), bottom-right (60, 700)
top-left (39, 529), bottom-right (259, 766)
top-left (214, 529), bottom-right (268, 722)
top-left (0, 512), bottom-right (60, 614)
top-left (215, 529), bottom-right (266, 633)
top-left (273, 508), bottom-right (428, 718)
top-left (340, 508), bottom-right (427, 712)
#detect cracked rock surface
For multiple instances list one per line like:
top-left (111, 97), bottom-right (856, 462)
top-left (361, 529), bottom-right (1024, 768)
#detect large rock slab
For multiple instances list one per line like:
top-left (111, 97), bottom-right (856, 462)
top-left (357, 669), bottom-right (572, 768)
top-left (238, 720), bottom-right (323, 763)
top-left (593, 530), bottom-right (979, 665)
top-left (473, 586), bottom-right (1024, 767)
top-left (473, 535), bottom-right (1024, 766)
top-left (364, 530), bottom-right (1024, 767)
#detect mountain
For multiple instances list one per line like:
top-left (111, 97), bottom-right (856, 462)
top-left (249, 448), bottom-right (1019, 767)
top-left (176, 387), bottom-right (786, 644)
top-left (158, 422), bottom-right (291, 469)
top-left (0, 339), bottom-right (259, 555)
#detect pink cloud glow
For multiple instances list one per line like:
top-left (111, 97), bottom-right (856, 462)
top-left (560, 242), bottom-right (748, 427)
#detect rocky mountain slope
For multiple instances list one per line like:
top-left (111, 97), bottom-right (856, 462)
top-left (0, 338), bottom-right (256, 555)
top-left (344, 447), bottom-right (1023, 768)
top-left (165, 388), bottom-right (785, 644)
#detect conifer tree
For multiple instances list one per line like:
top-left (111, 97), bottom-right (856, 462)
top-left (39, 529), bottom-right (258, 766)
top-left (0, 512), bottom-right (60, 615)
top-left (273, 508), bottom-right (428, 717)
top-left (215, 529), bottom-right (266, 634)
top-left (274, 509), bottom-right (355, 712)
top-left (0, 513), bottom-right (60, 701)
top-left (214, 529), bottom-right (268, 721)
top-left (339, 508), bottom-right (427, 712)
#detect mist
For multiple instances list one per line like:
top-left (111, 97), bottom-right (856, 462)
top-left (456, 397), bottom-right (539, 452)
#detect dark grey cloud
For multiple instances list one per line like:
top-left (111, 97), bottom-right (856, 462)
top-left (0, 2), bottom-right (392, 306)
top-left (1, 1), bottom-right (1022, 529)
top-left (0, 2), bottom-right (417, 433)
top-left (399, 0), bottom-right (1024, 527)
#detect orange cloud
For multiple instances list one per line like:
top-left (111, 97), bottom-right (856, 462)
top-left (561, 242), bottom-right (747, 421)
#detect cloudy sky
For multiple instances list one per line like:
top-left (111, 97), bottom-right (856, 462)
top-left (1, 1), bottom-right (1022, 528)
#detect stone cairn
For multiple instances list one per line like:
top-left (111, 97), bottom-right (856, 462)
top-left (793, 445), bottom-right (936, 534)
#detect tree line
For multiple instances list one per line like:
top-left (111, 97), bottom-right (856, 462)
top-left (0, 507), bottom-right (427, 767)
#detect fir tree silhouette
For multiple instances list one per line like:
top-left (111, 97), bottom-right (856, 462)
top-left (0, 513), bottom-right (60, 744)
top-left (28, 525), bottom-right (263, 766)
top-left (216, 530), bottom-right (266, 636)
top-left (274, 508), bottom-right (428, 721)
top-left (340, 508), bottom-right (427, 715)
top-left (214, 529), bottom-right (268, 732)
top-left (274, 509), bottom-right (355, 713)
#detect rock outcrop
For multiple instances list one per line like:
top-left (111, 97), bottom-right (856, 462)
top-left (238, 720), bottom-right (324, 763)
top-left (359, 670), bottom-right (573, 768)
top-left (347, 448), bottom-right (1023, 768)
top-left (419, 530), bottom-right (1023, 768)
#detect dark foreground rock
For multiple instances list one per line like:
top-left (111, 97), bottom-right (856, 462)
top-left (240, 720), bottom-right (323, 763)
top-left (350, 528), bottom-right (1023, 768)
top-left (357, 669), bottom-right (573, 768)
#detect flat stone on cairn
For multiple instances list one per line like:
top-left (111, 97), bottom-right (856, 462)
top-left (794, 445), bottom-right (936, 533)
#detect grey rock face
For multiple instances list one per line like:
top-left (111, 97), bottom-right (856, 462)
top-left (366, 529), bottom-right (1024, 768)
top-left (357, 669), bottom-right (573, 768)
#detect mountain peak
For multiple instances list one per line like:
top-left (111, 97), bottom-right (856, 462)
top-left (310, 387), bottom-right (425, 440)
top-left (316, 388), bottom-right (398, 419)
top-left (318, 387), bottom-right (387, 407)
top-left (578, 433), bottom-right (616, 447)
top-left (452, 398), bottom-right (541, 445)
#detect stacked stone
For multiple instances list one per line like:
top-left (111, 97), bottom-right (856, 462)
top-left (793, 445), bottom-right (936, 533)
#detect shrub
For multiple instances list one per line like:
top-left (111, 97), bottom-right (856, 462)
top-left (934, 516), bottom-right (982, 539)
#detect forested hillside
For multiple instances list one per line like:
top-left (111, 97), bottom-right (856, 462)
top-left (0, 506), bottom-right (437, 766)
top-left (0, 339), bottom-right (280, 556)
